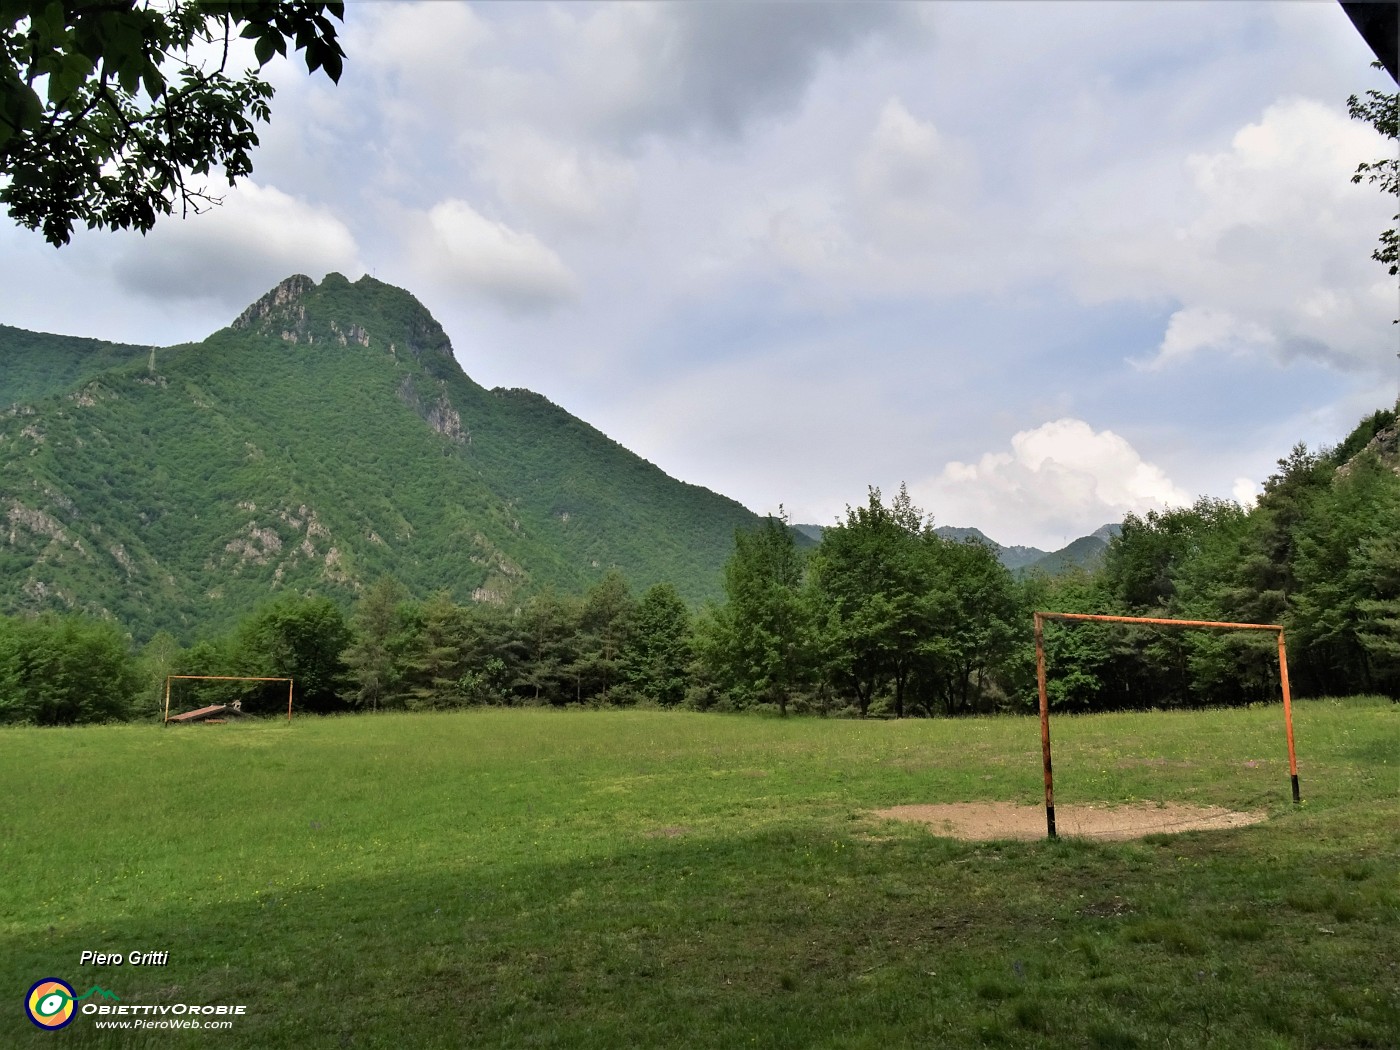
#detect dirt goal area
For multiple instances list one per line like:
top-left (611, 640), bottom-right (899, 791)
top-left (872, 802), bottom-right (1267, 841)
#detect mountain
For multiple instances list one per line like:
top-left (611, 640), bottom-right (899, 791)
top-left (929, 524), bottom-right (1117, 574)
top-left (931, 526), bottom-right (1053, 572)
top-left (0, 324), bottom-right (152, 406)
top-left (1, 273), bottom-right (765, 641)
top-left (1011, 523), bottom-right (1123, 575)
top-left (791, 521), bottom-right (1118, 574)
top-left (1021, 534), bottom-right (1110, 575)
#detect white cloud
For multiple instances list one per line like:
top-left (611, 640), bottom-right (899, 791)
top-left (762, 194), bottom-right (847, 274)
top-left (916, 419), bottom-right (1193, 549)
top-left (357, 2), bottom-right (494, 82)
top-left (412, 199), bottom-right (578, 314)
top-left (1149, 306), bottom-right (1277, 368)
top-left (1232, 477), bottom-right (1260, 508)
top-left (477, 131), bottom-right (638, 234)
top-left (1071, 97), bottom-right (1396, 372)
top-left (744, 97), bottom-right (1002, 299)
top-left (113, 182), bottom-right (362, 308)
top-left (853, 97), bottom-right (978, 248)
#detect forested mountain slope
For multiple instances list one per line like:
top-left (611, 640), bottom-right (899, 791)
top-left (0, 324), bottom-right (152, 406)
top-left (0, 273), bottom-right (763, 641)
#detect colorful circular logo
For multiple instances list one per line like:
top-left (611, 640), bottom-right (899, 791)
top-left (26, 978), bottom-right (76, 1030)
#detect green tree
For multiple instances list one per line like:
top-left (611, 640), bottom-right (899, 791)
top-left (396, 590), bottom-right (468, 710)
top-left (1103, 499), bottom-right (1246, 615)
top-left (1290, 453), bottom-right (1400, 695)
top-left (1355, 528), bottom-right (1400, 697)
top-left (1, 0), bottom-right (345, 245)
top-left (171, 635), bottom-right (241, 710)
top-left (621, 582), bottom-right (693, 707)
top-left (704, 512), bottom-right (812, 715)
top-left (1019, 568), bottom-right (1122, 713)
top-left (1097, 498), bottom-right (1271, 708)
top-left (1165, 503), bottom-right (1277, 706)
top-left (576, 570), bottom-right (635, 704)
top-left (916, 538), bottom-right (1020, 716)
top-left (235, 593), bottom-right (351, 713)
top-left (808, 486), bottom-right (934, 718)
top-left (342, 576), bottom-right (408, 712)
top-left (449, 604), bottom-right (520, 707)
top-left (0, 613), bottom-right (141, 724)
top-left (513, 589), bottom-right (580, 706)
top-left (138, 629), bottom-right (182, 720)
top-left (1229, 444), bottom-right (1332, 627)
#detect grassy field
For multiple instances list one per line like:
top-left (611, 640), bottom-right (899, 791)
top-left (3, 700), bottom-right (1397, 1048)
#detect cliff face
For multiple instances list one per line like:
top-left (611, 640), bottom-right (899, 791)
top-left (1365, 418), bottom-right (1400, 472)
top-left (0, 275), bottom-right (762, 641)
top-left (231, 273), bottom-right (316, 333)
top-left (1335, 406), bottom-right (1400, 478)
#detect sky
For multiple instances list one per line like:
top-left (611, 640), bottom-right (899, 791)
top-left (3, 0), bottom-right (1397, 551)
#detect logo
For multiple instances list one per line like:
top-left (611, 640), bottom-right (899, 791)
top-left (25, 981), bottom-right (122, 1030)
top-left (26, 979), bottom-right (77, 1030)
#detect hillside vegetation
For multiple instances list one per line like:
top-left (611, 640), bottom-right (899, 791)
top-left (0, 274), bottom-right (762, 640)
top-left (2, 276), bottom-right (1395, 724)
top-left (0, 324), bottom-right (151, 407)
top-left (5, 401), bottom-right (1396, 728)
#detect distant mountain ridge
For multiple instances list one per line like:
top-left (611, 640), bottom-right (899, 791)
top-left (0, 323), bottom-right (151, 406)
top-left (0, 273), bottom-right (766, 640)
top-left (793, 522), bottom-right (1121, 574)
top-left (934, 522), bottom-right (1120, 574)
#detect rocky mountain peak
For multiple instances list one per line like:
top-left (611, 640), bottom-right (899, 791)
top-left (231, 274), bottom-right (316, 332)
top-left (227, 273), bottom-right (461, 380)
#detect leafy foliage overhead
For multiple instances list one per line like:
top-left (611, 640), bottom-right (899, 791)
top-left (1345, 64), bottom-right (1399, 317)
top-left (0, 0), bottom-right (345, 245)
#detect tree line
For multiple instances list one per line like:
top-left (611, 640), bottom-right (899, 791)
top-left (3, 409), bottom-right (1396, 725)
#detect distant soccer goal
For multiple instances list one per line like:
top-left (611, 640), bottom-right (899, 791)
top-left (1032, 611), bottom-right (1300, 839)
top-left (163, 676), bottom-right (295, 724)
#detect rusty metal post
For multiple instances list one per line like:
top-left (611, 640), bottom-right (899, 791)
top-left (1035, 613), bottom-right (1056, 838)
top-left (1035, 610), bottom-right (1302, 811)
top-left (287, 680), bottom-right (294, 723)
top-left (1277, 630), bottom-right (1300, 802)
top-left (1037, 612), bottom-right (1282, 632)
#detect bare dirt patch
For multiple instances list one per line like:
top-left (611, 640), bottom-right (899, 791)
top-left (872, 802), bottom-right (1267, 841)
top-left (643, 825), bottom-right (692, 839)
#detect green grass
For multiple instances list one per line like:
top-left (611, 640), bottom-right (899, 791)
top-left (3, 699), bottom-right (1397, 1048)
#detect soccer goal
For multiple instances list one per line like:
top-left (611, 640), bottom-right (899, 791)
top-left (1032, 611), bottom-right (1300, 839)
top-left (163, 675), bottom-right (295, 724)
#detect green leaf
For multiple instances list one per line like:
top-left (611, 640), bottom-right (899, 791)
top-left (38, 1), bottom-right (66, 38)
top-left (142, 68), bottom-right (166, 100)
top-left (320, 47), bottom-right (342, 84)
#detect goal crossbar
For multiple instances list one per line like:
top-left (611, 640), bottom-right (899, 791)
top-left (163, 675), bottom-right (295, 724)
top-left (1033, 611), bottom-right (1299, 840)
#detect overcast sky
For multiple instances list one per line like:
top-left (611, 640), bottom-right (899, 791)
top-left (3, 1), bottom-right (1396, 550)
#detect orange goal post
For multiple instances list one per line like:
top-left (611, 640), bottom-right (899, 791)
top-left (1033, 611), bottom-right (1300, 839)
top-left (163, 675), bottom-right (295, 723)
